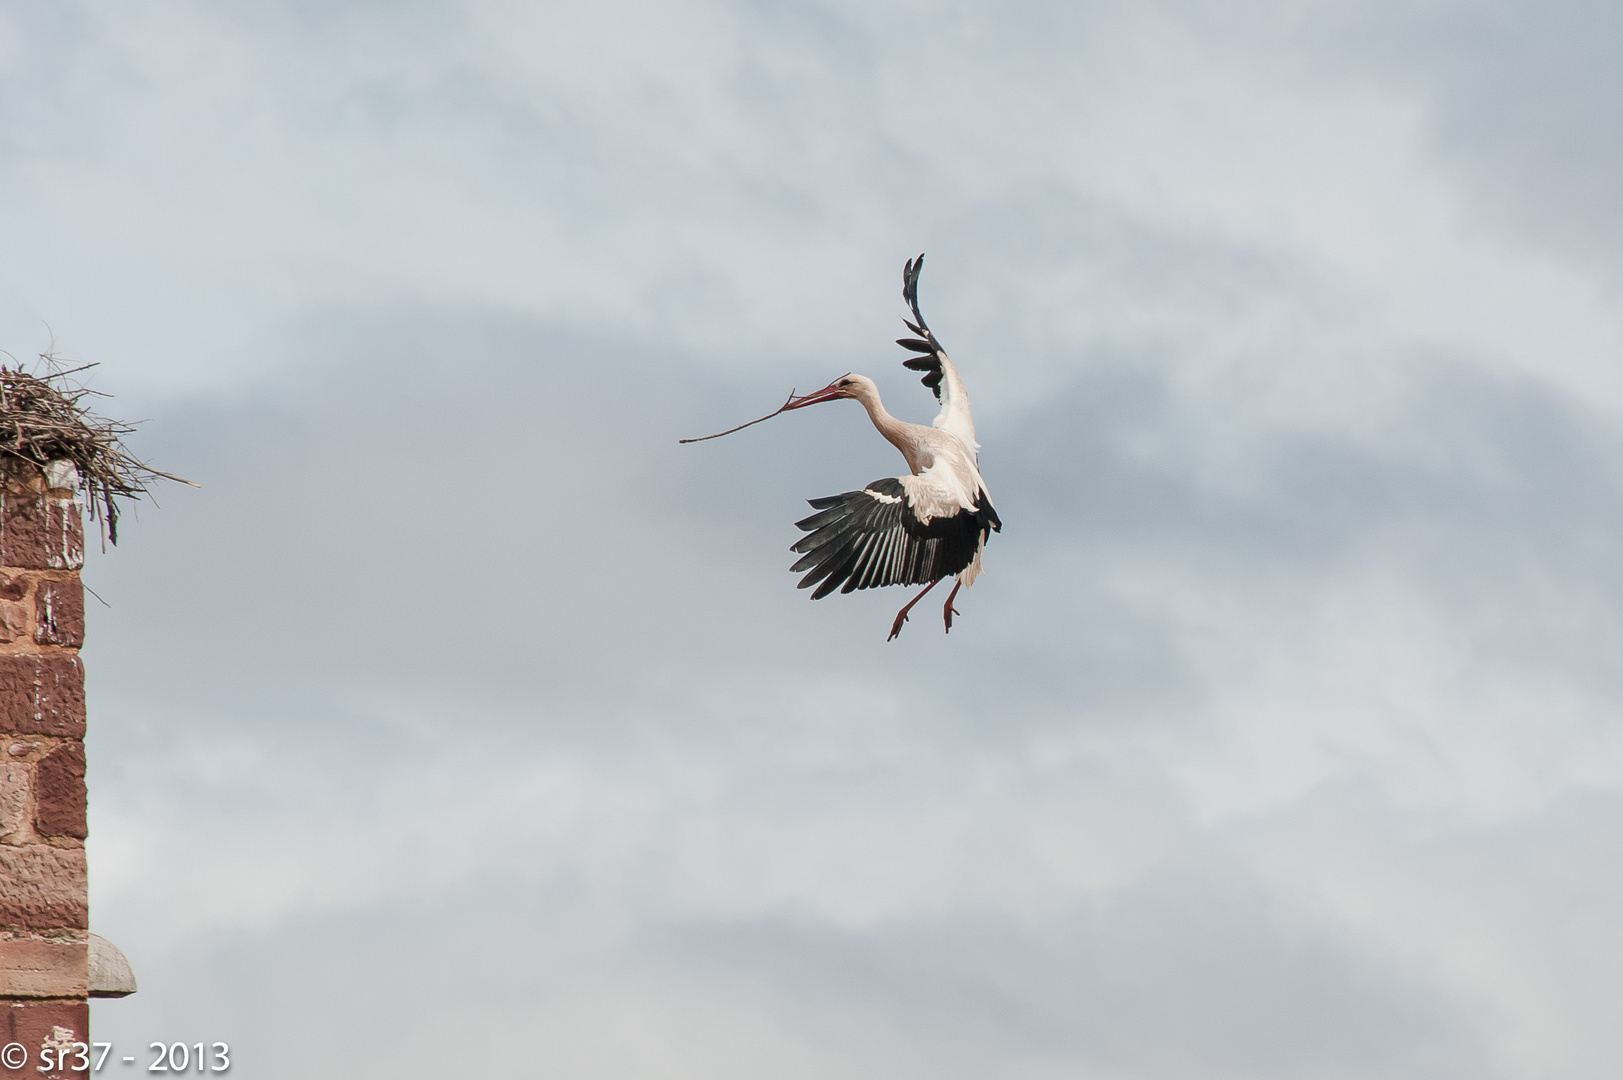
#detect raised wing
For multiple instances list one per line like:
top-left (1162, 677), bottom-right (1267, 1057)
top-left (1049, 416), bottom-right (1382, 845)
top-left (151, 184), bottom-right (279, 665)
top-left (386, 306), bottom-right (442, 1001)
top-left (790, 476), bottom-right (1000, 599)
top-left (897, 254), bottom-right (979, 452)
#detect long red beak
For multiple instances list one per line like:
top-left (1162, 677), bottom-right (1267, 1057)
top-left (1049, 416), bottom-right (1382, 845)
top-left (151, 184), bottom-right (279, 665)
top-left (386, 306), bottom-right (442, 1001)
top-left (781, 376), bottom-right (849, 410)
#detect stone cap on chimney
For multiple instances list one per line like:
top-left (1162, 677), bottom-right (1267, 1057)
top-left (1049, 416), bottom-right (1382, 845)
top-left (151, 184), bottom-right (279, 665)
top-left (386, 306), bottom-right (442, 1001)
top-left (87, 934), bottom-right (135, 998)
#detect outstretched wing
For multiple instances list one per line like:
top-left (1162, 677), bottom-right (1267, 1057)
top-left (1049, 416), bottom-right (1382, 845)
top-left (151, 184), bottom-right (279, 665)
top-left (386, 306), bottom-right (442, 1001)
top-left (790, 476), bottom-right (1000, 600)
top-left (897, 254), bottom-right (979, 452)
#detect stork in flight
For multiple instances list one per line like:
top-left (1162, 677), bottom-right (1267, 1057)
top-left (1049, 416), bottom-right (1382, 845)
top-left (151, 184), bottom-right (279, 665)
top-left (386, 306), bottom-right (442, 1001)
top-left (778, 255), bottom-right (1002, 640)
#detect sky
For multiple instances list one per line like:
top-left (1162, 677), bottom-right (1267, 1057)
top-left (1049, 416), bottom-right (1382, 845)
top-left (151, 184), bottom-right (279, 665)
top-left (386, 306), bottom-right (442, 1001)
top-left (5, 1), bottom-right (1623, 1076)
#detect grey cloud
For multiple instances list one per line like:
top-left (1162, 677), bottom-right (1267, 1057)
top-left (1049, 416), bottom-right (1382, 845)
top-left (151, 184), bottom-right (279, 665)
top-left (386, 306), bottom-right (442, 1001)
top-left (0, 0), bottom-right (1608, 1075)
top-left (1260, 0), bottom-right (1623, 276)
top-left (79, 287), bottom-right (1619, 1074)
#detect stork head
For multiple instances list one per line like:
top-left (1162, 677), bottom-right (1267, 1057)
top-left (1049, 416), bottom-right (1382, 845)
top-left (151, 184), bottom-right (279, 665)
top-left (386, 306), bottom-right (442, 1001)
top-left (782, 373), bottom-right (876, 410)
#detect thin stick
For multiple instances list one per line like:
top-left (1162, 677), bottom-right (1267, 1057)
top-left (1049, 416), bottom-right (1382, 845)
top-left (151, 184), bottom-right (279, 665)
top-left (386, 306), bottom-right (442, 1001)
top-left (679, 390), bottom-right (800, 444)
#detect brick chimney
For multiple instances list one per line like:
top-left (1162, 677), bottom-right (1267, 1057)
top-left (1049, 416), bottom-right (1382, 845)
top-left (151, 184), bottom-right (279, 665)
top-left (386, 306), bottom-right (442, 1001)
top-left (0, 459), bottom-right (132, 1076)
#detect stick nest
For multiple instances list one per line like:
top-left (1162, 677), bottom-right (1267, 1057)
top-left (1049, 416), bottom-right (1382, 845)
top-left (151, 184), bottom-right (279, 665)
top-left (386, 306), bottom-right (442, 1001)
top-left (0, 358), bottom-right (191, 545)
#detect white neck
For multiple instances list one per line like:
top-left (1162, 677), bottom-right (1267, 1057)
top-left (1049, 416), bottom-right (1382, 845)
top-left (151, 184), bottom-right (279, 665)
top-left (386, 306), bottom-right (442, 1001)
top-left (849, 381), bottom-right (928, 473)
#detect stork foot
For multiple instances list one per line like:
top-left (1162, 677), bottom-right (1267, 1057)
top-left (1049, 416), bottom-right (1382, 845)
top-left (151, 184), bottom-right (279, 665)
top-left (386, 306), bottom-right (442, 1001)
top-left (887, 579), bottom-right (941, 642)
top-left (942, 581), bottom-right (964, 634)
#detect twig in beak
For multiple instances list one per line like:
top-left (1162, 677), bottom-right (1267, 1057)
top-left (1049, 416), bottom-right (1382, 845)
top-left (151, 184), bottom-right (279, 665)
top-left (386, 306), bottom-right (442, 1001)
top-left (679, 389), bottom-right (801, 444)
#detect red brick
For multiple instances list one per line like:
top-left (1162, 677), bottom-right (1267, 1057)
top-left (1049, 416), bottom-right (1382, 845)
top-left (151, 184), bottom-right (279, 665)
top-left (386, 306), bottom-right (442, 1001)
top-left (0, 847), bottom-right (86, 930)
top-left (0, 577), bottom-right (24, 603)
top-left (0, 658), bottom-right (84, 738)
top-left (32, 746), bottom-right (83, 841)
top-left (0, 602), bottom-right (26, 646)
top-left (0, 999), bottom-right (89, 1079)
top-left (44, 500), bottom-right (82, 574)
top-left (0, 496), bottom-right (47, 571)
top-left (0, 764), bottom-right (27, 843)
top-left (31, 582), bottom-right (82, 649)
top-left (0, 496), bottom-right (81, 572)
top-left (0, 936), bottom-right (87, 998)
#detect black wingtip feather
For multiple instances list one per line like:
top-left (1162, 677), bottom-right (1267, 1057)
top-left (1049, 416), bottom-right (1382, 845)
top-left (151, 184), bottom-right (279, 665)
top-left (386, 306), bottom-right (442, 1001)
top-left (895, 254), bottom-right (947, 397)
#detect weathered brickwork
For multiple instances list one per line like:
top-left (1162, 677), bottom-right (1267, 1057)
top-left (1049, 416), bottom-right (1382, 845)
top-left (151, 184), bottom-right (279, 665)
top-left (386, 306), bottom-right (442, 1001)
top-left (0, 998), bottom-right (89, 1079)
top-left (0, 488), bottom-right (84, 574)
top-left (32, 582), bottom-right (83, 650)
top-left (0, 462), bottom-right (88, 1028)
top-left (0, 848), bottom-right (86, 930)
top-left (0, 658), bottom-right (85, 739)
top-left (32, 747), bottom-right (84, 842)
top-left (0, 935), bottom-right (87, 998)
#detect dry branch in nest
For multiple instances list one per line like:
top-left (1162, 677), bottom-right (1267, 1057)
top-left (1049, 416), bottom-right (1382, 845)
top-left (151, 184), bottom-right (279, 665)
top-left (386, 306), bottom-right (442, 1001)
top-left (0, 356), bottom-right (193, 545)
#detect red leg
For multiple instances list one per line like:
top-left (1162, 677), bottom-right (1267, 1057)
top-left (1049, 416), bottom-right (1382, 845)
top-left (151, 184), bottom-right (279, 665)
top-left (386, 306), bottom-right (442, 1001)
top-left (888, 579), bottom-right (940, 641)
top-left (942, 579), bottom-right (963, 633)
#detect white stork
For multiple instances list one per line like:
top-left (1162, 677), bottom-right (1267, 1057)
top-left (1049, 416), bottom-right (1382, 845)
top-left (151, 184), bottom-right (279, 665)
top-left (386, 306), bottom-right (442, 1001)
top-left (775, 255), bottom-right (1002, 640)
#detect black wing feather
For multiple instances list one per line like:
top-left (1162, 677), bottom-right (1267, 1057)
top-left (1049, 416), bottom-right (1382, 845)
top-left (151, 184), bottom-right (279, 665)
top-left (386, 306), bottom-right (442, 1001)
top-left (790, 477), bottom-right (999, 598)
top-left (898, 254), bottom-right (946, 401)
